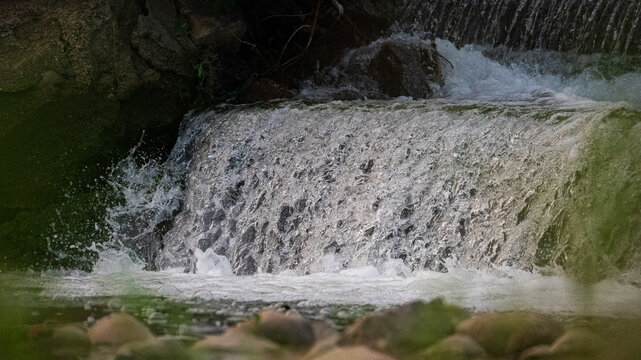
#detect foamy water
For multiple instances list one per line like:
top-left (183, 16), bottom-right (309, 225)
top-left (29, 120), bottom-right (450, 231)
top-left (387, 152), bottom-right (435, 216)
top-left (31, 251), bottom-right (641, 318)
top-left (37, 35), bottom-right (641, 319)
top-left (302, 36), bottom-right (641, 108)
top-left (435, 38), bottom-right (641, 107)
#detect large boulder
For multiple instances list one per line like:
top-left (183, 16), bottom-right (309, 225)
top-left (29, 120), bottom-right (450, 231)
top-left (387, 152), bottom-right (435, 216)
top-left (319, 38), bottom-right (445, 99)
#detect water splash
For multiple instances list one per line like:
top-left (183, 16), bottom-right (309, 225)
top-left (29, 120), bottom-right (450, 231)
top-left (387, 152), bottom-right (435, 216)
top-left (435, 38), bottom-right (641, 107)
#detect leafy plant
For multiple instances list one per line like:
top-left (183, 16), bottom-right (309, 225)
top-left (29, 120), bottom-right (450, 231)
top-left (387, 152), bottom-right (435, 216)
top-left (214, 0), bottom-right (237, 13)
top-left (193, 53), bottom-right (218, 104)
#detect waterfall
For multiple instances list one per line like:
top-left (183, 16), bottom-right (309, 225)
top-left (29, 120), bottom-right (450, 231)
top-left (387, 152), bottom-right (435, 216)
top-left (101, 34), bottom-right (641, 282)
top-left (105, 99), bottom-right (640, 282)
top-left (395, 0), bottom-right (641, 55)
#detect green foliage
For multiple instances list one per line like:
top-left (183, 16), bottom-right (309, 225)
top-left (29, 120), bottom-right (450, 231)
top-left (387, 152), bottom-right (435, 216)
top-left (214, 0), bottom-right (237, 13)
top-left (193, 53), bottom-right (218, 104)
top-left (175, 18), bottom-right (190, 37)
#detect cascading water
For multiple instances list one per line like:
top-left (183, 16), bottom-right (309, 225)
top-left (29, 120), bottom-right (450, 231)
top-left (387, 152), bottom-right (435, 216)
top-left (394, 0), bottom-right (641, 55)
top-left (7, 2), bottom-right (641, 319)
top-left (100, 37), bottom-right (641, 283)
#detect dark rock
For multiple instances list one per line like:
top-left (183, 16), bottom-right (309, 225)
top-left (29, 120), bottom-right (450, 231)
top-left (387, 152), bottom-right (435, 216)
top-left (131, 11), bottom-right (193, 77)
top-left (360, 160), bottom-right (374, 174)
top-left (278, 205), bottom-right (294, 233)
top-left (212, 209), bottom-right (227, 224)
top-left (242, 226), bottom-right (257, 244)
top-left (184, 12), bottom-right (246, 50)
top-left (235, 248), bottom-right (257, 275)
top-left (364, 226), bottom-right (376, 237)
top-left (327, 39), bottom-right (444, 99)
top-left (222, 181), bottom-right (245, 209)
top-left (144, 0), bottom-right (176, 31)
top-left (237, 77), bottom-right (295, 103)
top-left (228, 219), bottom-right (237, 237)
top-left (368, 42), bottom-right (440, 98)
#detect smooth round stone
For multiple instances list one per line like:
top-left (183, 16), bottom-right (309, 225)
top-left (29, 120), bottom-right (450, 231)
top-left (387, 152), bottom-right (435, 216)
top-left (310, 346), bottom-right (397, 360)
top-left (88, 313), bottom-right (154, 346)
top-left (253, 310), bottom-right (315, 348)
top-left (50, 325), bottom-right (91, 358)
top-left (456, 312), bottom-right (563, 357)
top-left (193, 327), bottom-right (281, 354)
top-left (421, 335), bottom-right (488, 360)
top-left (115, 339), bottom-right (190, 360)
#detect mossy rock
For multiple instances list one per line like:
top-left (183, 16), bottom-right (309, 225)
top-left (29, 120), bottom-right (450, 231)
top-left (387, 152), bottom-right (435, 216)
top-left (340, 299), bottom-right (469, 357)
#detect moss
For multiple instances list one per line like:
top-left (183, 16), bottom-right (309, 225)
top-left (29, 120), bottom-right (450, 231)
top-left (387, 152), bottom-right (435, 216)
top-left (535, 108), bottom-right (641, 282)
top-left (479, 106), bottom-right (499, 115)
top-left (342, 299), bottom-right (469, 358)
top-left (393, 103), bottom-right (410, 110)
top-left (444, 104), bottom-right (479, 115)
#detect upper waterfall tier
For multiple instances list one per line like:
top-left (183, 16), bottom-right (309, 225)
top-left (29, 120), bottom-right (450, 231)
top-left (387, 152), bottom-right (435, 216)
top-left (394, 0), bottom-right (641, 55)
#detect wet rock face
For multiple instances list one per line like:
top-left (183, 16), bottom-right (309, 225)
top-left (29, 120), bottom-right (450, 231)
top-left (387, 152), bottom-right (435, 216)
top-left (315, 38), bottom-right (444, 99)
top-left (368, 41), bottom-right (443, 98)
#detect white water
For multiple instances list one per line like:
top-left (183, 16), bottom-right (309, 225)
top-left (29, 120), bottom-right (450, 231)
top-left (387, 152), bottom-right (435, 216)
top-left (435, 39), bottom-right (641, 107)
top-left (74, 37), bottom-right (641, 318)
top-left (303, 36), bottom-right (641, 108)
top-left (37, 257), bottom-right (641, 318)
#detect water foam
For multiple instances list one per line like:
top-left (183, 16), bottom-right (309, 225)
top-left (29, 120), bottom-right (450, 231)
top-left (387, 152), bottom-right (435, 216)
top-left (34, 262), bottom-right (641, 318)
top-left (435, 38), bottom-right (641, 107)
